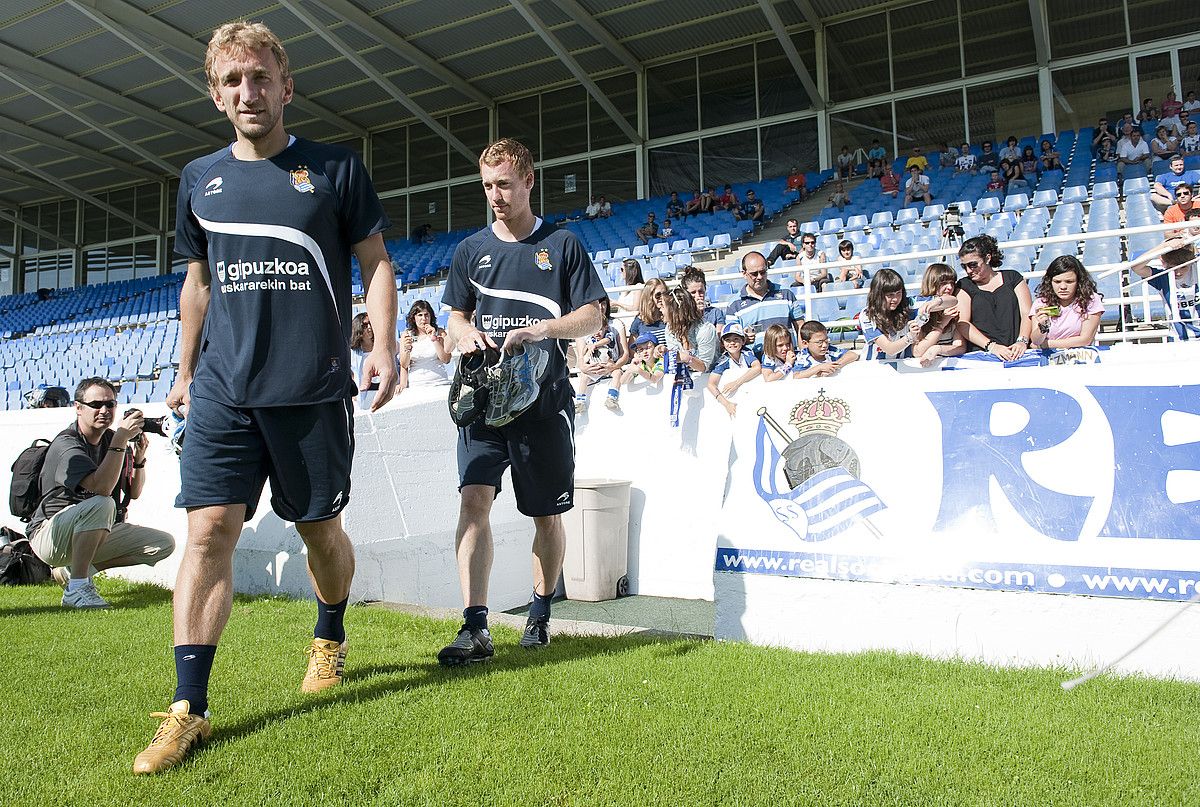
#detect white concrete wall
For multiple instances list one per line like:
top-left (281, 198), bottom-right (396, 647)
top-left (714, 573), bottom-right (1200, 682)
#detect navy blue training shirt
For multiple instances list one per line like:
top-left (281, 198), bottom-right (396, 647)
top-left (175, 137), bottom-right (389, 407)
top-left (443, 219), bottom-right (606, 418)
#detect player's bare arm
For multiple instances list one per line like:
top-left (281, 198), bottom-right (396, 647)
top-left (167, 259), bottom-right (212, 415)
top-left (355, 233), bottom-right (399, 411)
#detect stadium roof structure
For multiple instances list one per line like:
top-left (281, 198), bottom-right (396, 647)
top-left (0, 0), bottom-right (876, 208)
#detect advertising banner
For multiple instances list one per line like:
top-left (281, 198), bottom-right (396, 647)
top-left (715, 354), bottom-right (1200, 602)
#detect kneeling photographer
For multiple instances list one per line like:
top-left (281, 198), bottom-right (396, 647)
top-left (26, 378), bottom-right (175, 609)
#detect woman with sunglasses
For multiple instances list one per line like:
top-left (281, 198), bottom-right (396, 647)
top-left (954, 234), bottom-right (1033, 361)
top-left (350, 312), bottom-right (401, 409)
top-left (611, 258), bottom-right (646, 314)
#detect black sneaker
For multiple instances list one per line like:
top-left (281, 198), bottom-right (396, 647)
top-left (518, 616), bottom-right (550, 650)
top-left (437, 625), bottom-right (494, 667)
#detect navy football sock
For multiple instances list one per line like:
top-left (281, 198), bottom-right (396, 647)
top-left (314, 595), bottom-right (348, 644)
top-left (173, 644), bottom-right (216, 715)
top-left (464, 605), bottom-right (489, 631)
top-left (529, 591), bottom-right (553, 621)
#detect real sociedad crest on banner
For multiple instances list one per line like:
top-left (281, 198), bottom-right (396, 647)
top-left (753, 389), bottom-right (885, 542)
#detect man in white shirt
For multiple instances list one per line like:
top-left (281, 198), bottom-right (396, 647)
top-left (954, 142), bottom-right (977, 174)
top-left (903, 165), bottom-right (932, 206)
top-left (1118, 129), bottom-right (1152, 179)
top-left (584, 197), bottom-right (601, 219)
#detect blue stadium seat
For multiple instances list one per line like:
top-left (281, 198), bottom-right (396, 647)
top-left (895, 208), bottom-right (918, 225)
top-left (1123, 176), bottom-right (1150, 195)
top-left (1092, 181), bottom-right (1118, 200)
top-left (974, 197), bottom-right (1001, 216)
top-left (920, 204), bottom-right (945, 223)
top-left (1061, 185), bottom-right (1088, 204)
top-left (1031, 190), bottom-right (1058, 208)
top-left (1002, 193), bottom-right (1029, 213)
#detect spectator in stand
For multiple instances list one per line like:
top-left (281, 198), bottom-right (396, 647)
top-left (1136, 97), bottom-right (1158, 124)
top-left (1151, 125), bottom-right (1181, 161)
top-left (999, 136), bottom-right (1021, 163)
top-left (827, 180), bottom-right (850, 212)
top-left (858, 268), bottom-right (917, 361)
top-left (726, 251), bottom-right (804, 349)
top-left (1096, 132), bottom-right (1118, 163)
top-left (867, 158), bottom-right (885, 179)
top-left (686, 188), bottom-right (716, 216)
top-left (1118, 113), bottom-right (1136, 138)
top-left (1185, 90), bottom-right (1200, 114)
top-left (1002, 158), bottom-right (1029, 192)
top-left (1117, 122), bottom-right (1135, 146)
top-left (1019, 145), bottom-right (1040, 179)
top-left (607, 334), bottom-right (663, 410)
top-left (660, 218), bottom-right (674, 239)
top-left (707, 323), bottom-right (760, 417)
top-left (978, 140), bottom-right (998, 172)
top-left (1152, 154), bottom-right (1200, 213)
top-left (584, 196), bottom-right (601, 220)
top-left (786, 167), bottom-right (808, 201)
top-left (905, 146), bottom-right (929, 172)
top-left (398, 300), bottom-right (451, 390)
top-left (1177, 110), bottom-right (1194, 142)
top-left (1163, 184), bottom-right (1200, 240)
top-left (597, 195), bottom-right (613, 218)
top-left (867, 139), bottom-right (887, 165)
top-left (612, 257), bottom-right (645, 313)
top-left (834, 240), bottom-right (867, 288)
top-left (662, 287), bottom-right (719, 373)
top-left (1161, 90), bottom-right (1184, 135)
top-left (791, 232), bottom-right (830, 292)
top-left (986, 170), bottom-right (1005, 192)
top-left (1131, 239), bottom-right (1199, 340)
top-left (350, 313), bottom-right (401, 409)
top-left (903, 165), bottom-right (932, 207)
top-left (666, 191), bottom-right (685, 220)
top-left (880, 165), bottom-right (901, 198)
top-left (939, 144), bottom-right (958, 169)
top-left (636, 212), bottom-right (659, 244)
top-left (717, 185), bottom-right (739, 211)
top-left (837, 145), bottom-right (854, 179)
top-left (1092, 118), bottom-right (1114, 154)
top-left (573, 296), bottom-right (628, 413)
top-left (793, 320), bottom-right (858, 379)
top-left (680, 266), bottom-right (726, 330)
top-left (955, 142), bottom-right (977, 174)
top-left (759, 324), bottom-right (797, 381)
top-left (628, 277), bottom-right (669, 349)
top-left (1182, 121), bottom-right (1200, 156)
top-left (1039, 139), bottom-right (1062, 172)
top-left (912, 263), bottom-right (965, 364)
top-left (411, 223), bottom-right (434, 245)
top-left (955, 234), bottom-right (1033, 359)
top-left (1029, 256), bottom-right (1104, 349)
top-left (766, 218), bottom-right (802, 266)
top-left (735, 190), bottom-right (764, 223)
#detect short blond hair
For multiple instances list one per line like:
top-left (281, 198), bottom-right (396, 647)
top-left (479, 138), bottom-right (534, 180)
top-left (205, 21), bottom-right (290, 90)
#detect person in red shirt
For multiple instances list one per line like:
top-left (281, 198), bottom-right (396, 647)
top-left (717, 184), bottom-right (738, 211)
top-left (880, 167), bottom-right (900, 198)
top-left (786, 168), bottom-right (807, 200)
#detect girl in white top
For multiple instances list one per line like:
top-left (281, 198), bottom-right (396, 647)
top-left (612, 258), bottom-right (646, 313)
top-left (350, 311), bottom-right (402, 409)
top-left (399, 299), bottom-right (452, 388)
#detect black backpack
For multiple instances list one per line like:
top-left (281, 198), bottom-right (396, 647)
top-left (9, 438), bottom-right (51, 522)
top-left (0, 527), bottom-right (51, 585)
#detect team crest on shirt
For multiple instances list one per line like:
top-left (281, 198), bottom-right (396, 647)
top-left (290, 168), bottom-right (315, 193)
top-left (534, 249), bottom-right (553, 272)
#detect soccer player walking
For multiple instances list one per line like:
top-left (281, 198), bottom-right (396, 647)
top-left (133, 21), bottom-right (396, 774)
top-left (439, 139), bottom-right (605, 664)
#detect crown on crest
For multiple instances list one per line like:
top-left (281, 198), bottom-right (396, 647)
top-left (789, 388), bottom-right (851, 436)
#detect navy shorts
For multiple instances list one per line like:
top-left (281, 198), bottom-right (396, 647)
top-left (457, 405), bottom-right (576, 518)
top-left (177, 394), bottom-right (355, 523)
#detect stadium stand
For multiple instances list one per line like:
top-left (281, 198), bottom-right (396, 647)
top-left (1, 121), bottom-right (1194, 411)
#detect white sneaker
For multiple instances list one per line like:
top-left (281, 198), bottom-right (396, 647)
top-left (62, 580), bottom-right (110, 609)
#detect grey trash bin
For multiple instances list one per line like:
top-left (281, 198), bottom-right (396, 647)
top-left (562, 478), bottom-right (631, 602)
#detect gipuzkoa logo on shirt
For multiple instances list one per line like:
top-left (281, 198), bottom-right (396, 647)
top-left (480, 313), bottom-right (544, 333)
top-left (534, 249), bottom-right (553, 272)
top-left (204, 177), bottom-right (223, 197)
top-left (215, 257), bottom-right (311, 284)
top-left (290, 168), bottom-right (315, 193)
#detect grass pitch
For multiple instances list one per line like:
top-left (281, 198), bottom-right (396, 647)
top-left (2, 579), bottom-right (1197, 806)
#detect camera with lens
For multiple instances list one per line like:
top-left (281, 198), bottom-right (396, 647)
top-left (944, 203), bottom-right (964, 236)
top-left (124, 408), bottom-right (168, 437)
